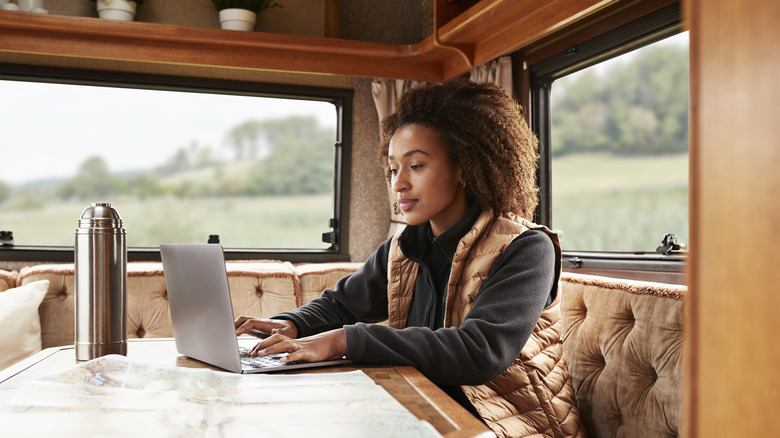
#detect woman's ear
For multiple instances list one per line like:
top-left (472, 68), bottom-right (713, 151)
top-left (457, 168), bottom-right (465, 188)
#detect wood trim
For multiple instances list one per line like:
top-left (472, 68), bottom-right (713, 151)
top-left (395, 365), bottom-right (495, 438)
top-left (687, 0), bottom-right (780, 436)
top-left (437, 0), bottom-right (618, 70)
top-left (520, 0), bottom-right (678, 64)
top-left (324, 0), bottom-right (339, 38)
top-left (0, 0), bottom-right (626, 82)
top-left (0, 12), bottom-right (443, 82)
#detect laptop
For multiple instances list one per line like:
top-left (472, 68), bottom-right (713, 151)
top-left (160, 243), bottom-right (350, 373)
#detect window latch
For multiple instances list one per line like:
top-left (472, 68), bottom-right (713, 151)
top-left (656, 233), bottom-right (687, 255)
top-left (0, 231), bottom-right (13, 246)
top-left (322, 231), bottom-right (337, 245)
top-left (322, 218), bottom-right (338, 245)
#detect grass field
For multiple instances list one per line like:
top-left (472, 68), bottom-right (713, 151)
top-left (552, 152), bottom-right (688, 252)
top-left (0, 194), bottom-right (333, 249)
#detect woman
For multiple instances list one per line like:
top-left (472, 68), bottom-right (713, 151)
top-left (235, 78), bottom-right (584, 438)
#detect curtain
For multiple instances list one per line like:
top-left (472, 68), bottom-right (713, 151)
top-left (371, 56), bottom-right (513, 237)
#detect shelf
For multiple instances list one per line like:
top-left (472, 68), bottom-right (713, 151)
top-left (0, 0), bottom-right (622, 82)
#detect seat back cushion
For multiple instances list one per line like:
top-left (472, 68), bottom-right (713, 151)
top-left (293, 262), bottom-right (363, 305)
top-left (560, 272), bottom-right (686, 438)
top-left (226, 261), bottom-right (300, 317)
top-left (18, 264), bottom-right (75, 350)
top-left (0, 268), bottom-right (16, 292)
top-left (294, 262), bottom-right (391, 324)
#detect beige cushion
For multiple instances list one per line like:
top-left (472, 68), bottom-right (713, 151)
top-left (294, 262), bottom-right (362, 304)
top-left (0, 279), bottom-right (49, 370)
top-left (127, 263), bottom-right (173, 339)
top-left (0, 268), bottom-right (16, 292)
top-left (18, 264), bottom-right (75, 350)
top-left (560, 272), bottom-right (685, 438)
top-left (227, 261), bottom-right (300, 317)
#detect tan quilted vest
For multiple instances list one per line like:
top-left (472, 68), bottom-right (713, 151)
top-left (387, 210), bottom-right (586, 438)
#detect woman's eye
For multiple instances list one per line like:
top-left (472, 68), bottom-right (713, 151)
top-left (410, 164), bottom-right (423, 170)
top-left (387, 168), bottom-right (398, 176)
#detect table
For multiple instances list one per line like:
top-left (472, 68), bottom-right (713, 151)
top-left (0, 338), bottom-right (493, 438)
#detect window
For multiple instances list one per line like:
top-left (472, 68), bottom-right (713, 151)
top-left (530, 4), bottom-right (687, 274)
top-left (0, 69), bottom-right (352, 261)
top-left (550, 33), bottom-right (688, 252)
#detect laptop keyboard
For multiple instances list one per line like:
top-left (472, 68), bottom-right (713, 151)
top-left (238, 347), bottom-right (290, 369)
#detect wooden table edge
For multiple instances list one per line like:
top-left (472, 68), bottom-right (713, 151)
top-left (0, 345), bottom-right (71, 383)
top-left (394, 365), bottom-right (496, 438)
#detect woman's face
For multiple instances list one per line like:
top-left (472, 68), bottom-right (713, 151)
top-left (387, 124), bottom-right (467, 236)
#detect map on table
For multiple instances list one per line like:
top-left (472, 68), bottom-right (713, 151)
top-left (1, 355), bottom-right (442, 438)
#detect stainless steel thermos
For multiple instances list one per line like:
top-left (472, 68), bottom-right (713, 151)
top-left (74, 202), bottom-right (127, 361)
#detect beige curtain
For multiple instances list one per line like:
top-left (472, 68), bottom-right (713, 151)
top-left (371, 56), bottom-right (513, 237)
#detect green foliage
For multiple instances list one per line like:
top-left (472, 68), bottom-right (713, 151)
top-left (551, 44), bottom-right (689, 157)
top-left (58, 156), bottom-right (119, 200)
top-left (124, 173), bottom-right (165, 199)
top-left (243, 116), bottom-right (335, 195)
top-left (211, 0), bottom-right (282, 13)
top-left (3, 191), bottom-right (44, 211)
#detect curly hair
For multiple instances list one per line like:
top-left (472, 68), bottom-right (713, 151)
top-left (378, 78), bottom-right (540, 219)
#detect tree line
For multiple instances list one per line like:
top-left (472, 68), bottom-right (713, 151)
top-left (551, 43), bottom-right (688, 157)
top-left (47, 115), bottom-right (336, 202)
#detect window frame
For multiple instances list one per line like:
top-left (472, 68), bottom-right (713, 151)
top-left (0, 63), bottom-right (353, 263)
top-left (526, 3), bottom-right (687, 280)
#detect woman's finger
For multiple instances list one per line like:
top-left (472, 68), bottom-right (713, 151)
top-left (249, 333), bottom-right (299, 357)
top-left (236, 320), bottom-right (266, 336)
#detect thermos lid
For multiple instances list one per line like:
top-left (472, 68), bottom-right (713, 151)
top-left (77, 202), bottom-right (125, 230)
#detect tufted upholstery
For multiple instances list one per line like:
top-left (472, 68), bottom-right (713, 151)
top-left (17, 264), bottom-right (75, 350)
top-left (225, 262), bottom-right (301, 318)
top-left (294, 262), bottom-right (364, 305)
top-left (15, 261), bottom-right (356, 350)
top-left (0, 268), bottom-right (16, 291)
top-left (559, 272), bottom-right (685, 438)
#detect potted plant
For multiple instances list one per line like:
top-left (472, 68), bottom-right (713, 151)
top-left (212, 0), bottom-right (282, 32)
top-left (90, 0), bottom-right (143, 21)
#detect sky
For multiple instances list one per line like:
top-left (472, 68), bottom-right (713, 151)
top-left (0, 80), bottom-right (337, 185)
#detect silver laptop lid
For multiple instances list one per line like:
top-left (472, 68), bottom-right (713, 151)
top-left (160, 243), bottom-right (243, 373)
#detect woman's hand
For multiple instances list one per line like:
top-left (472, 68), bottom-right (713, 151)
top-left (234, 316), bottom-right (298, 340)
top-left (246, 328), bottom-right (347, 364)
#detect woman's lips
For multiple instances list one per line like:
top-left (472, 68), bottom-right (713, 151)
top-left (398, 197), bottom-right (417, 212)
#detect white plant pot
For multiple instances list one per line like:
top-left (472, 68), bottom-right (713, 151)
top-left (18, 0), bottom-right (45, 12)
top-left (0, 0), bottom-right (20, 11)
top-left (96, 0), bottom-right (136, 21)
top-left (219, 8), bottom-right (257, 31)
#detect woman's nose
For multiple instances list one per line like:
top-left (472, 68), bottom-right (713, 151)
top-left (392, 169), bottom-right (409, 192)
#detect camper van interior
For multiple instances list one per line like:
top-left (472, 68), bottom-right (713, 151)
top-left (0, 0), bottom-right (777, 437)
